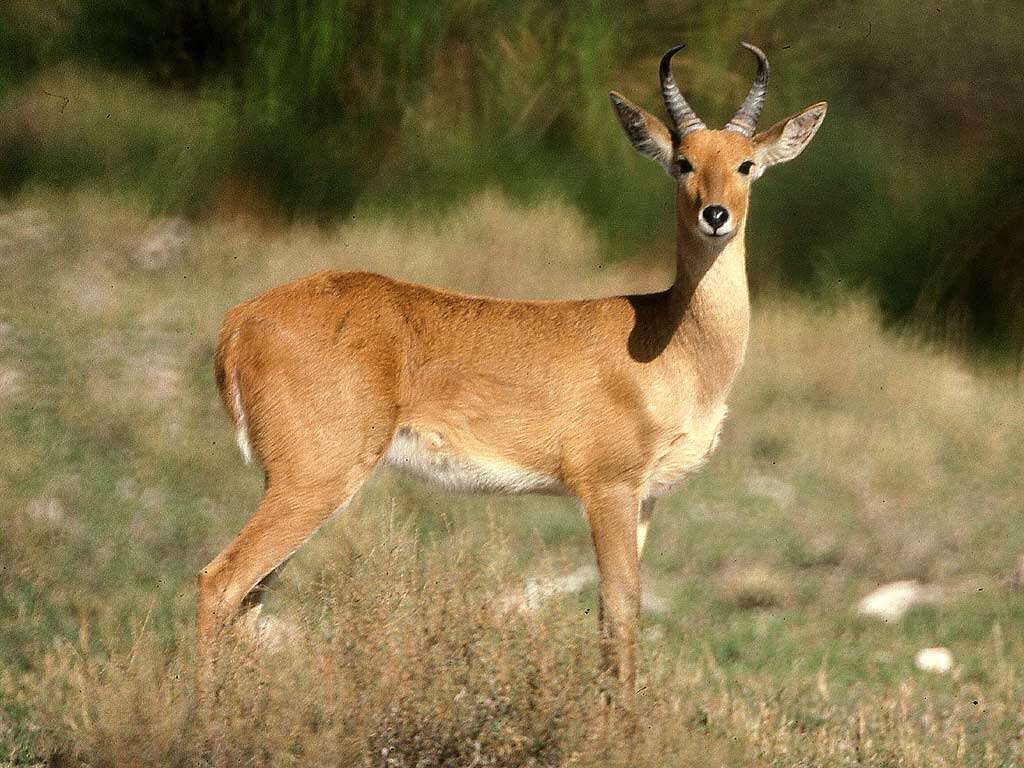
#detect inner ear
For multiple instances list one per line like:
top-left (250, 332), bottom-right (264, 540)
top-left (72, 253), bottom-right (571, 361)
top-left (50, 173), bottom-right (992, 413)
top-left (609, 91), bottom-right (675, 174)
top-left (753, 101), bottom-right (827, 171)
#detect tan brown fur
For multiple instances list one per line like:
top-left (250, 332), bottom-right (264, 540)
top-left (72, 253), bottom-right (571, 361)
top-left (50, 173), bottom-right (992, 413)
top-left (198, 52), bottom-right (827, 705)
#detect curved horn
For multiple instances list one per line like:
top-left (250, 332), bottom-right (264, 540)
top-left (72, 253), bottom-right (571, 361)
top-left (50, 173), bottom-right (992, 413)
top-left (724, 42), bottom-right (770, 137)
top-left (660, 44), bottom-right (705, 137)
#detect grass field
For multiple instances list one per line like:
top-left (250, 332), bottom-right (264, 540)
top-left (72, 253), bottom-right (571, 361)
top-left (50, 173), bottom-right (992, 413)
top-left (2, 191), bottom-right (1023, 766)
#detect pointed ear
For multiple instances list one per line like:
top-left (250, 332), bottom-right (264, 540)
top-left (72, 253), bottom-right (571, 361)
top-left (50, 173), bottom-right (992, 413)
top-left (609, 91), bottom-right (675, 174)
top-left (752, 101), bottom-right (827, 177)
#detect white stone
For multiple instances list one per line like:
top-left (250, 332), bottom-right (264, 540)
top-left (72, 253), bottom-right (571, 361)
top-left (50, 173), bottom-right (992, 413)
top-left (139, 351), bottom-right (182, 402)
top-left (856, 580), bottom-right (941, 622)
top-left (915, 647), bottom-right (954, 673)
top-left (239, 605), bottom-right (300, 653)
top-left (503, 566), bottom-right (667, 616)
top-left (521, 565), bottom-right (598, 611)
top-left (115, 477), bottom-right (140, 500)
top-left (745, 474), bottom-right (796, 508)
top-left (26, 496), bottom-right (66, 525)
top-left (0, 367), bottom-right (24, 399)
top-left (133, 218), bottom-right (190, 271)
top-left (641, 591), bottom-right (669, 614)
top-left (642, 625), bottom-right (666, 643)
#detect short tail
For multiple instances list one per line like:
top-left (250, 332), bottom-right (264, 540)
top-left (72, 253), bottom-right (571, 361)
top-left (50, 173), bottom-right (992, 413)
top-left (214, 324), bottom-right (253, 465)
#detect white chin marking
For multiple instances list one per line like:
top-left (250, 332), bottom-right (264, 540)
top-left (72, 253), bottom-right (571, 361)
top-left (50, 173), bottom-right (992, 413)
top-left (697, 217), bottom-right (734, 238)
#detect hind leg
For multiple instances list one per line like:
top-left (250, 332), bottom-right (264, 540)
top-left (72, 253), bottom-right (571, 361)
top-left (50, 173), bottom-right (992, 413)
top-left (233, 473), bottom-right (281, 635)
top-left (197, 455), bottom-right (380, 658)
top-left (199, 312), bottom-right (401, 658)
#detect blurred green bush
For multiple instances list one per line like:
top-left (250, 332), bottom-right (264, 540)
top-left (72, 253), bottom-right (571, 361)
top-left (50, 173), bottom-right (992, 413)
top-left (0, 0), bottom-right (1021, 356)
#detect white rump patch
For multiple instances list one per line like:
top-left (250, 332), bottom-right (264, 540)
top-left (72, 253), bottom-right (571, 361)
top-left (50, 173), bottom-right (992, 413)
top-left (384, 426), bottom-right (561, 495)
top-left (233, 372), bottom-right (253, 465)
top-left (636, 518), bottom-right (650, 555)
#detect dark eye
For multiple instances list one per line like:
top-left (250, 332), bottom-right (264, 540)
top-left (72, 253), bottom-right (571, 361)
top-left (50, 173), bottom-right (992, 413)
top-left (738, 160), bottom-right (754, 175)
top-left (677, 158), bottom-right (693, 173)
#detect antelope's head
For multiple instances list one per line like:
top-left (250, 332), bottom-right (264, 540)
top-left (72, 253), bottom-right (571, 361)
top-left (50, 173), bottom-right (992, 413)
top-left (611, 44), bottom-right (827, 246)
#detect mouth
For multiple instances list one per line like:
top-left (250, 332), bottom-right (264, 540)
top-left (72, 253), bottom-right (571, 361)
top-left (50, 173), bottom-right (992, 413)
top-left (697, 219), bottom-right (735, 239)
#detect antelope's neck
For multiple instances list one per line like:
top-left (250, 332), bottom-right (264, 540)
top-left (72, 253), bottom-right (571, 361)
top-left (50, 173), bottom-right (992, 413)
top-left (668, 228), bottom-right (751, 410)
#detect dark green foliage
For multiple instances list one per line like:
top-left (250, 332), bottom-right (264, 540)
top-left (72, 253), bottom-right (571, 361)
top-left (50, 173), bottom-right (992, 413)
top-left (0, 4), bottom-right (60, 98)
top-left (69, 0), bottom-right (245, 86)
top-left (909, 145), bottom-right (1024, 359)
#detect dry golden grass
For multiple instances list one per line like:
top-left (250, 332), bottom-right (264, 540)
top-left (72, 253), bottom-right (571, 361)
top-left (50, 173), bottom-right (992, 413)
top-left (23, 518), bottom-right (731, 768)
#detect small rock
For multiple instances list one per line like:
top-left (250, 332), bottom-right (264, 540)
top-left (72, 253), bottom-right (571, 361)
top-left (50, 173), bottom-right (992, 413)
top-left (70, 277), bottom-right (116, 313)
top-left (138, 486), bottom-right (164, 512)
top-left (133, 218), bottom-right (191, 271)
top-left (857, 580), bottom-right (942, 622)
top-left (115, 477), bottom-right (140, 500)
top-left (642, 625), bottom-right (666, 643)
top-left (641, 591), bottom-right (669, 614)
top-left (253, 615), bottom-right (301, 653)
top-left (0, 367), bottom-right (24, 399)
top-left (915, 647), bottom-right (953, 673)
top-left (745, 474), bottom-right (796, 508)
top-left (138, 351), bottom-right (182, 402)
top-left (26, 496), bottom-right (66, 525)
top-left (239, 605), bottom-right (300, 653)
top-left (503, 567), bottom-right (669, 615)
top-left (521, 565), bottom-right (598, 611)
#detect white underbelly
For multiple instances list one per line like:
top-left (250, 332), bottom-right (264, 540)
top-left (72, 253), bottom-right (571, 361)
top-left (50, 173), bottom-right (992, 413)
top-left (383, 426), bottom-right (563, 495)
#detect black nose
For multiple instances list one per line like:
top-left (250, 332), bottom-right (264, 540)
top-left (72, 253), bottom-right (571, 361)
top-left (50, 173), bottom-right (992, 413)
top-left (702, 205), bottom-right (729, 230)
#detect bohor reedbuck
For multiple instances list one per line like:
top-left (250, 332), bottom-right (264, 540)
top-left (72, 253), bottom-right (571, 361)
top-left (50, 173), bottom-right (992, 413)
top-left (199, 42), bottom-right (827, 700)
